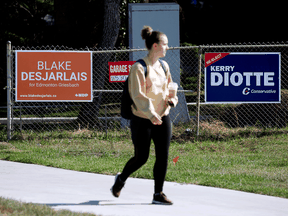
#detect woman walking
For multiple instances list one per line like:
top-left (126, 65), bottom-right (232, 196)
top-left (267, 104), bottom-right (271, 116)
top-left (111, 26), bottom-right (178, 205)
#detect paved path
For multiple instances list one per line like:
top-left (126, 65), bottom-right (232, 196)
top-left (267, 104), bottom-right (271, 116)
top-left (1, 160), bottom-right (288, 216)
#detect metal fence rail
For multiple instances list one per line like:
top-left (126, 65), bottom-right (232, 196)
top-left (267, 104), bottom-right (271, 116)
top-left (6, 42), bottom-right (288, 140)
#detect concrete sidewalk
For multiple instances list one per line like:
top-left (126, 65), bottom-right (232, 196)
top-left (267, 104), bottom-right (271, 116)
top-left (1, 160), bottom-right (288, 216)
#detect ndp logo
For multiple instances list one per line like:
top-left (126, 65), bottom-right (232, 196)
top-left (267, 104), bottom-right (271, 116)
top-left (242, 87), bottom-right (250, 95)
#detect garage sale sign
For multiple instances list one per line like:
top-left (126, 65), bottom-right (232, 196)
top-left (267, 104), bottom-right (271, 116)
top-left (108, 61), bottom-right (135, 82)
top-left (15, 51), bottom-right (93, 102)
top-left (205, 53), bottom-right (281, 103)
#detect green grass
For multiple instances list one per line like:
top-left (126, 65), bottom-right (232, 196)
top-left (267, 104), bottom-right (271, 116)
top-left (1, 126), bottom-right (288, 198)
top-left (0, 196), bottom-right (97, 216)
top-left (0, 124), bottom-right (288, 214)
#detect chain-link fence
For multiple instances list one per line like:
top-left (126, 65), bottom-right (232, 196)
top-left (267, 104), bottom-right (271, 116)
top-left (199, 44), bottom-right (288, 130)
top-left (5, 42), bottom-right (288, 140)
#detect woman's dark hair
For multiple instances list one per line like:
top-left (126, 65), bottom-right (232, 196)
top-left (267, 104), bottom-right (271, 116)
top-left (141, 26), bottom-right (164, 50)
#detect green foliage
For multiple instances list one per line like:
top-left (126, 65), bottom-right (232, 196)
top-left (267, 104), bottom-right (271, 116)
top-left (1, 0), bottom-right (55, 45)
top-left (180, 42), bottom-right (197, 47)
top-left (0, 0), bottom-right (56, 106)
top-left (181, 75), bottom-right (204, 92)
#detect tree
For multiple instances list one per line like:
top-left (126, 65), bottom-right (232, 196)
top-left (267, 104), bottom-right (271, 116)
top-left (77, 0), bottom-right (122, 126)
top-left (0, 0), bottom-right (54, 106)
top-left (54, 0), bottom-right (104, 47)
top-left (100, 0), bottom-right (122, 48)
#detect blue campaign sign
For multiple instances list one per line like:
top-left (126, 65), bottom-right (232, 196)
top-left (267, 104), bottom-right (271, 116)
top-left (205, 52), bottom-right (281, 103)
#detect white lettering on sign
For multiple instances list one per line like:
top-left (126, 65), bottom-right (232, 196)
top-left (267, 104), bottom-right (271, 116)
top-left (210, 66), bottom-right (235, 71)
top-left (37, 61), bottom-right (72, 71)
top-left (21, 72), bottom-right (87, 81)
top-left (264, 72), bottom-right (275, 86)
top-left (211, 72), bottom-right (275, 87)
top-left (38, 61), bottom-right (71, 70)
top-left (110, 65), bottom-right (128, 73)
top-left (206, 54), bottom-right (222, 65)
top-left (230, 72), bottom-right (243, 86)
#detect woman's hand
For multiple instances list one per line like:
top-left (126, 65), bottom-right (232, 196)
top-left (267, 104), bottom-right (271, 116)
top-left (166, 97), bottom-right (175, 107)
top-left (150, 115), bottom-right (163, 125)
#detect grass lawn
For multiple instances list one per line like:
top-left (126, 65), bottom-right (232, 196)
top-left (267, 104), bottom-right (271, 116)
top-left (0, 125), bottom-right (288, 215)
top-left (0, 196), bottom-right (97, 216)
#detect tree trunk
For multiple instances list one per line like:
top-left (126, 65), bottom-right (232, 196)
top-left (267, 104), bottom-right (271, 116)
top-left (78, 0), bottom-right (122, 128)
top-left (100, 0), bottom-right (122, 48)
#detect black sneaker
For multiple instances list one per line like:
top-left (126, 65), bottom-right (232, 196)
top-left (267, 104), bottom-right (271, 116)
top-left (152, 192), bottom-right (173, 205)
top-left (110, 173), bottom-right (125, 198)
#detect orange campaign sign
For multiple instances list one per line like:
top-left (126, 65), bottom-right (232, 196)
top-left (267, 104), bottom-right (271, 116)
top-left (15, 51), bottom-right (93, 102)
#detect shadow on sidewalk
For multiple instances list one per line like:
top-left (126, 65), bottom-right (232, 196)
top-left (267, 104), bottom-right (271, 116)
top-left (42, 200), bottom-right (153, 206)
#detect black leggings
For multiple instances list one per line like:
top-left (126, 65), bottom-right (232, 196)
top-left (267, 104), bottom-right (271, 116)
top-left (119, 114), bottom-right (171, 193)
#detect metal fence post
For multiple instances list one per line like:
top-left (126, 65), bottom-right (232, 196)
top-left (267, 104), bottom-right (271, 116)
top-left (196, 47), bottom-right (202, 136)
top-left (6, 41), bottom-right (12, 140)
